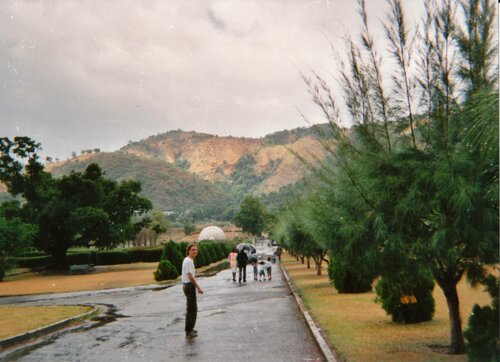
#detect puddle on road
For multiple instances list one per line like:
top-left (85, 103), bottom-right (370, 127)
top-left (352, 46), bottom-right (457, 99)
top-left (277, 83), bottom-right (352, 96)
top-left (89, 304), bottom-right (129, 328)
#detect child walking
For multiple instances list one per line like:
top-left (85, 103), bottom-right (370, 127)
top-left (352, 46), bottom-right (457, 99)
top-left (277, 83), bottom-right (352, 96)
top-left (258, 260), bottom-right (266, 281)
top-left (265, 257), bottom-right (272, 281)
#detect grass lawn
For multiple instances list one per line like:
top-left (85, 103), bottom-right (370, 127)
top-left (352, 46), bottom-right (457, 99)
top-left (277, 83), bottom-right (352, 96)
top-left (281, 255), bottom-right (492, 362)
top-left (0, 262), bottom-right (159, 296)
top-left (0, 305), bottom-right (93, 340)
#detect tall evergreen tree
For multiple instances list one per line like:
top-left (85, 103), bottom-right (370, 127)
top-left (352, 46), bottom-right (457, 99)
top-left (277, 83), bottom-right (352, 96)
top-left (300, 0), bottom-right (498, 353)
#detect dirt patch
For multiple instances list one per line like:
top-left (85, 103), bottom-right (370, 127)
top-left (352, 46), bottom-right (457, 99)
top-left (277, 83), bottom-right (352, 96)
top-left (0, 263), bottom-right (158, 296)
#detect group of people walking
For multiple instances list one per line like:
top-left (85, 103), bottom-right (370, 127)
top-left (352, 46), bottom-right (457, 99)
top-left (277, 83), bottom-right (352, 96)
top-left (228, 248), bottom-right (273, 283)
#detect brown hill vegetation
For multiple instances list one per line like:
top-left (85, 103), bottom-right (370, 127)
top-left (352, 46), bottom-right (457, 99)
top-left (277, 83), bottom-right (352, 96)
top-left (31, 125), bottom-right (330, 216)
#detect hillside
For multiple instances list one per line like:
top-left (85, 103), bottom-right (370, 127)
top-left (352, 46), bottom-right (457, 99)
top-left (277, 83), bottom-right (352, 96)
top-left (28, 125), bottom-right (330, 219)
top-left (120, 127), bottom-right (326, 193)
top-left (47, 152), bottom-right (228, 216)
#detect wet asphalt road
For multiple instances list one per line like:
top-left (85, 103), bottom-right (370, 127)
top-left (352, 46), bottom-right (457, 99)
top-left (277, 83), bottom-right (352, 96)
top-left (1, 263), bottom-right (324, 362)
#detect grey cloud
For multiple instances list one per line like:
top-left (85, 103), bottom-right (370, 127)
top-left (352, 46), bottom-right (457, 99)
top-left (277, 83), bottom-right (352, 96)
top-left (0, 0), bottom-right (424, 159)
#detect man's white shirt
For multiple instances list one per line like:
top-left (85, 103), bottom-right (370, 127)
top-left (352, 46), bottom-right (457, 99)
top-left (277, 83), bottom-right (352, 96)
top-left (182, 256), bottom-right (195, 284)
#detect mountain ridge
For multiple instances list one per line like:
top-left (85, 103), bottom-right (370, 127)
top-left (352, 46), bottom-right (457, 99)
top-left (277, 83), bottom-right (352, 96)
top-left (38, 125), bottom-right (330, 218)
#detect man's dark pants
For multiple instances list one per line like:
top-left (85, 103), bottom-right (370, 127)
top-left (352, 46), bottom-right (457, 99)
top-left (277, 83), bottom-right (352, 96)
top-left (183, 283), bottom-right (197, 334)
top-left (238, 264), bottom-right (247, 282)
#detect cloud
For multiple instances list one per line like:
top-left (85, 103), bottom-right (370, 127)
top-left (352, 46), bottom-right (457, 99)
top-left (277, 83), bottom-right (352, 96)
top-left (0, 0), bottom-right (424, 159)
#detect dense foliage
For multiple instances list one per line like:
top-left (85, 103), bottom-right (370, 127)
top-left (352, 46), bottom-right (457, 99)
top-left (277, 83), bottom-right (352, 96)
top-left (464, 275), bottom-right (499, 361)
top-left (161, 240), bottom-right (184, 274)
top-left (233, 195), bottom-right (268, 236)
top-left (0, 138), bottom-right (153, 270)
top-left (0, 201), bottom-right (37, 280)
top-left (273, 0), bottom-right (498, 354)
top-left (154, 260), bottom-right (179, 281)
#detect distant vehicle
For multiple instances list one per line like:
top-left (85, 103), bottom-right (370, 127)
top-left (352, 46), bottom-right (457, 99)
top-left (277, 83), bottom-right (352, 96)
top-left (237, 241), bottom-right (276, 264)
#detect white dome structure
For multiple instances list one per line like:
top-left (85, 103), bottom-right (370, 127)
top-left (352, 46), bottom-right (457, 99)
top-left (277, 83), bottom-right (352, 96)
top-left (198, 226), bottom-right (226, 241)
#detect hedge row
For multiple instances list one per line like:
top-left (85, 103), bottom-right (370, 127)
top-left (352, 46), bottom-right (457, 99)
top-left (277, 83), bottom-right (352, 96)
top-left (154, 240), bottom-right (231, 281)
top-left (14, 247), bottom-right (164, 269)
top-left (15, 241), bottom-right (232, 270)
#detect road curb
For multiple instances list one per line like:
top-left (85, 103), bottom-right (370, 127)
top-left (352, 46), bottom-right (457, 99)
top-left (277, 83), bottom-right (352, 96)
top-left (0, 304), bottom-right (100, 351)
top-left (280, 262), bottom-right (338, 362)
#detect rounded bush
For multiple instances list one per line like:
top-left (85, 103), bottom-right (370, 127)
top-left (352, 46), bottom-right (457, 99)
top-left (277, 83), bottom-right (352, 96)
top-left (375, 268), bottom-right (435, 324)
top-left (154, 260), bottom-right (179, 281)
top-left (161, 241), bottom-right (183, 274)
top-left (464, 275), bottom-right (499, 361)
top-left (328, 254), bottom-right (375, 293)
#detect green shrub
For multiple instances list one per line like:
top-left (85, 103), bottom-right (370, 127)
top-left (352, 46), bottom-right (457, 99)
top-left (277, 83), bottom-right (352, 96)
top-left (183, 223), bottom-right (196, 235)
top-left (67, 252), bottom-right (96, 266)
top-left (178, 242), bottom-right (189, 257)
top-left (196, 245), bottom-right (207, 267)
top-left (464, 275), bottom-right (499, 361)
top-left (214, 242), bottom-right (226, 260)
top-left (328, 253), bottom-right (375, 293)
top-left (203, 243), bottom-right (217, 264)
top-left (375, 268), bottom-right (435, 324)
top-left (13, 255), bottom-right (52, 269)
top-left (96, 250), bottom-right (132, 265)
top-left (154, 260), bottom-right (179, 281)
top-left (17, 250), bottom-right (47, 258)
top-left (130, 248), bottom-right (162, 263)
top-left (161, 241), bottom-right (183, 274)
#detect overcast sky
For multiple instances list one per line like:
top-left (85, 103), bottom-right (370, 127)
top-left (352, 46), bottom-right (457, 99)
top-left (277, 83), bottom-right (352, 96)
top-left (0, 0), bottom-right (425, 160)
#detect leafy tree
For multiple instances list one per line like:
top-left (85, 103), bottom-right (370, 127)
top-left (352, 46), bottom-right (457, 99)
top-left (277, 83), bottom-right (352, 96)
top-left (0, 201), bottom-right (37, 281)
top-left (0, 137), bottom-right (153, 270)
top-left (233, 195), bottom-right (268, 236)
top-left (135, 211), bottom-right (170, 247)
top-left (183, 223), bottom-right (196, 235)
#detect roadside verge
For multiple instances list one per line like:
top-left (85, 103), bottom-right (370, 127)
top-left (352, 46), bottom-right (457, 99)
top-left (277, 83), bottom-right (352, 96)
top-left (280, 262), bottom-right (339, 362)
top-left (0, 304), bottom-right (100, 351)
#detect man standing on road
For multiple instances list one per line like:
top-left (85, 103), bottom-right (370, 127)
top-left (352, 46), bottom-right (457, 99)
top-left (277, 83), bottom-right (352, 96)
top-left (182, 243), bottom-right (203, 339)
top-left (236, 248), bottom-right (248, 283)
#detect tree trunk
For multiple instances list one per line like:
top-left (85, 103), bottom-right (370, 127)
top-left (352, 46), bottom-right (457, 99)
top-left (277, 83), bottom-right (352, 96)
top-left (300, 255), bottom-right (305, 264)
top-left (439, 281), bottom-right (466, 354)
top-left (316, 258), bottom-right (322, 276)
top-left (306, 257), bottom-right (310, 269)
top-left (51, 247), bottom-right (69, 271)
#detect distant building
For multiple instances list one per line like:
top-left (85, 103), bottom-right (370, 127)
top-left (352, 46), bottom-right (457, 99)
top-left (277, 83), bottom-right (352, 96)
top-left (198, 226), bottom-right (226, 241)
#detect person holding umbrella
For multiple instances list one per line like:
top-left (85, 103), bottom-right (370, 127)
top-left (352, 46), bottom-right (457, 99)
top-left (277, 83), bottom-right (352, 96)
top-left (236, 247), bottom-right (248, 283)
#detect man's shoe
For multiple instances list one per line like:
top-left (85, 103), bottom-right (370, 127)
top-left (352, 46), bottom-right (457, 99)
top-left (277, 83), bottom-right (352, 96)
top-left (186, 331), bottom-right (198, 339)
top-left (192, 329), bottom-right (198, 335)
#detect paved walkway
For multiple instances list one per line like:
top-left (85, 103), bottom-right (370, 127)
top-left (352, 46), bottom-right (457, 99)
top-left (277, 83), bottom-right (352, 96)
top-left (1, 263), bottom-right (325, 361)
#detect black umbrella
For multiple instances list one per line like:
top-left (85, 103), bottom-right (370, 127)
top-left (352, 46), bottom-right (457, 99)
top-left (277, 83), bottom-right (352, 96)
top-left (236, 243), bottom-right (256, 253)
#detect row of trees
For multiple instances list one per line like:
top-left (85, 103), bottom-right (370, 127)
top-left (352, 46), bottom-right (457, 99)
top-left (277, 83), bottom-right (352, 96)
top-left (273, 0), bottom-right (498, 356)
top-left (0, 137), bottom-right (153, 273)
